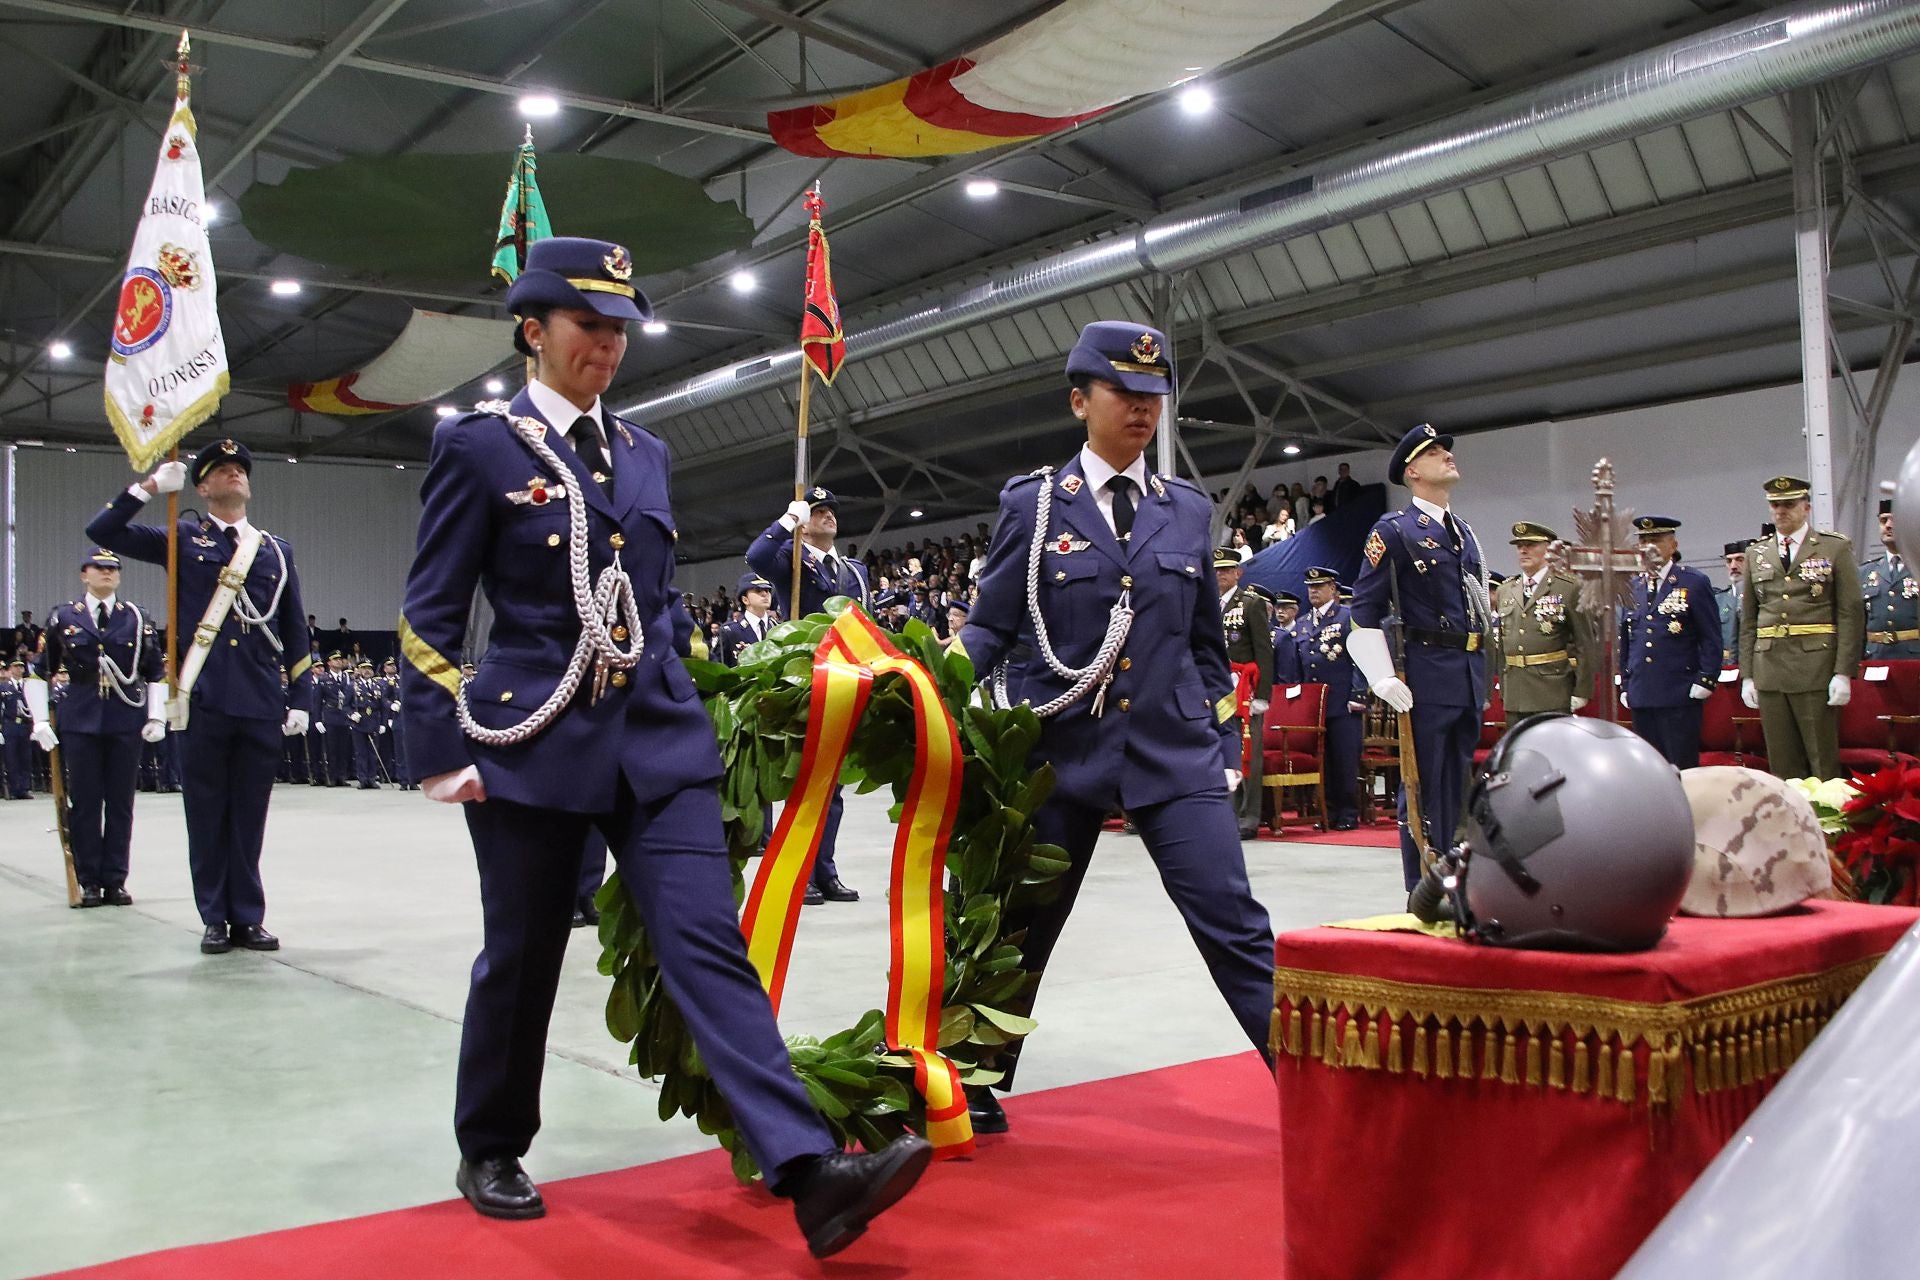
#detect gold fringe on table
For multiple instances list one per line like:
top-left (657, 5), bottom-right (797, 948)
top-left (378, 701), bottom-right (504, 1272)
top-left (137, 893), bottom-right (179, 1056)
top-left (1270, 955), bottom-right (1882, 1107)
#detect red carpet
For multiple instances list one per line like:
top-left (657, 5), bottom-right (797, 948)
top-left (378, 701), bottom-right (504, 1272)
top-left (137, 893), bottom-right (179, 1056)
top-left (1257, 823), bottom-right (1399, 847)
top-left (46, 1054), bottom-right (1282, 1279)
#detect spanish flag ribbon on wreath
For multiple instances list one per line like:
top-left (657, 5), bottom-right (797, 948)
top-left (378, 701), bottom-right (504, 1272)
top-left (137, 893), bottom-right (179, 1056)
top-left (104, 31), bottom-right (229, 474)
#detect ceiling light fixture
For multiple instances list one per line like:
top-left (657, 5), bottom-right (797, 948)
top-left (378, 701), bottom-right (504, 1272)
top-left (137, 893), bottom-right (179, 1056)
top-left (964, 179), bottom-right (999, 199)
top-left (909, 508), bottom-right (925, 519)
top-left (435, 404), bottom-right (458, 417)
top-left (729, 270), bottom-right (757, 295)
top-left (48, 340), bottom-right (72, 360)
top-left (484, 378), bottom-right (505, 394)
top-left (642, 319), bottom-right (668, 335)
top-left (270, 279), bottom-right (301, 296)
top-left (518, 94), bottom-right (560, 118)
top-left (1178, 85), bottom-right (1214, 116)
top-left (1282, 442), bottom-right (1302, 455)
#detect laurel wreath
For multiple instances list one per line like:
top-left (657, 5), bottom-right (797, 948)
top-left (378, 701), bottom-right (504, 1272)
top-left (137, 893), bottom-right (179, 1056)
top-left (594, 600), bottom-right (1069, 1182)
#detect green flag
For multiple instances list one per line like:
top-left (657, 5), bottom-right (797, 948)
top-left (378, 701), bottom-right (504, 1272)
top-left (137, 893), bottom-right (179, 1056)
top-left (491, 129), bottom-right (552, 285)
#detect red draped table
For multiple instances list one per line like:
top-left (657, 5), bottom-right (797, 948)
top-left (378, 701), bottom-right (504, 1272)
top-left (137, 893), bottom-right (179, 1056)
top-left (1271, 901), bottom-right (1918, 1280)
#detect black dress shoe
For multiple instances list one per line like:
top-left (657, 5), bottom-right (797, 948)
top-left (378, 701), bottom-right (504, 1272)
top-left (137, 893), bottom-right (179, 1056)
top-left (200, 923), bottom-right (232, 954)
top-left (104, 885), bottom-right (133, 906)
top-left (570, 909), bottom-right (588, 929)
top-left (803, 884), bottom-right (825, 906)
top-left (791, 1135), bottom-right (932, 1259)
top-left (231, 924), bottom-right (280, 951)
top-left (76, 885), bottom-right (104, 909)
top-left (1331, 817), bottom-right (1359, 831)
top-left (1238, 827), bottom-right (1260, 840)
top-left (456, 1156), bottom-right (545, 1220)
top-left (818, 877), bottom-right (860, 903)
top-left (964, 1084), bottom-right (1008, 1134)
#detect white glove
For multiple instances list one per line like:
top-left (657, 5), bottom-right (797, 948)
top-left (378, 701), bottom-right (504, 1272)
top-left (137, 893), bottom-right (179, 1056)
top-left (778, 499), bottom-right (811, 531)
top-left (31, 722), bottom-right (58, 752)
top-left (25, 676), bottom-right (51, 726)
top-left (1620, 691), bottom-right (1631, 711)
top-left (377, 725), bottom-right (387, 734)
top-left (140, 720), bottom-right (165, 743)
top-left (348, 711), bottom-right (361, 723)
top-left (144, 679), bottom-right (167, 725)
top-left (1369, 677), bottom-right (1413, 713)
top-left (1570, 696), bottom-right (1589, 711)
top-left (315, 722), bottom-right (326, 734)
top-left (1225, 768), bottom-right (1244, 791)
top-left (1828, 675), bottom-right (1852, 707)
top-left (1689, 684), bottom-right (1713, 701)
top-left (150, 460), bottom-right (187, 493)
top-left (282, 709), bottom-right (309, 737)
top-left (1250, 698), bottom-right (1268, 716)
top-left (1741, 678), bottom-right (1759, 710)
top-left (423, 765), bottom-right (486, 804)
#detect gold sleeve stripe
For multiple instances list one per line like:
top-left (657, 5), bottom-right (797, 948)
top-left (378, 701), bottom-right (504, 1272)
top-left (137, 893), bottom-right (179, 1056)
top-left (398, 614), bottom-right (463, 699)
top-left (1215, 693), bottom-right (1238, 724)
top-left (288, 654), bottom-right (313, 682)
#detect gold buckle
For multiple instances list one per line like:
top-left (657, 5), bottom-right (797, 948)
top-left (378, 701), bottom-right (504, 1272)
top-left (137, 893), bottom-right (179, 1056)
top-left (1465, 633), bottom-right (1482, 653)
top-left (217, 567), bottom-right (247, 590)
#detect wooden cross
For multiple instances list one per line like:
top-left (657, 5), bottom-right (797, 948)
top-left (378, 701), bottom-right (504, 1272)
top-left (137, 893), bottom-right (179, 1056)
top-left (1547, 459), bottom-right (1658, 724)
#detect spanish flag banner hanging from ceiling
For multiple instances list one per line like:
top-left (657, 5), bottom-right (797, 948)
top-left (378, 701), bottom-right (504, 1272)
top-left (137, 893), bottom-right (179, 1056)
top-left (767, 0), bottom-right (1345, 159)
top-left (799, 187), bottom-right (845, 384)
top-left (104, 32), bottom-right (229, 473)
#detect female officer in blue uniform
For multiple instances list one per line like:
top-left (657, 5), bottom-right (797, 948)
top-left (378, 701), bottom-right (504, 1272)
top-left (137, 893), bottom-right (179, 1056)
top-left (26, 548), bottom-right (166, 906)
top-left (396, 236), bottom-right (925, 1258)
top-left (957, 320), bottom-right (1277, 1133)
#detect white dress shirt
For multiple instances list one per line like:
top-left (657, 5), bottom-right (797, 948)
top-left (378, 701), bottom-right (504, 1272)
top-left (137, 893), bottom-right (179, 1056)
top-left (527, 380), bottom-right (610, 475)
top-left (1077, 445), bottom-right (1149, 538)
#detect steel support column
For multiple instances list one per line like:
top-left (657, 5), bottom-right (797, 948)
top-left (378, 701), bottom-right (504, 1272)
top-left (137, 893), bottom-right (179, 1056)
top-left (1791, 89), bottom-right (1839, 531)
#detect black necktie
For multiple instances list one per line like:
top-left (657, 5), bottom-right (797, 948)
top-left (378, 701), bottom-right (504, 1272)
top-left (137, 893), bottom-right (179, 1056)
top-left (222, 524), bottom-right (239, 554)
top-left (96, 602), bottom-right (108, 630)
top-left (1443, 512), bottom-right (1461, 552)
top-left (1107, 476), bottom-right (1135, 542)
top-left (572, 416), bottom-right (614, 499)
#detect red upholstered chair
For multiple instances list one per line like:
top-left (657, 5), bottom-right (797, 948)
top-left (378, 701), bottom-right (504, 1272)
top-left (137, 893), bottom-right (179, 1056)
top-left (1472, 687), bottom-right (1505, 769)
top-left (1848, 660), bottom-right (1920, 772)
top-left (1698, 679), bottom-right (1766, 769)
top-left (1356, 698), bottom-right (1399, 826)
top-left (1264, 682), bottom-right (1328, 830)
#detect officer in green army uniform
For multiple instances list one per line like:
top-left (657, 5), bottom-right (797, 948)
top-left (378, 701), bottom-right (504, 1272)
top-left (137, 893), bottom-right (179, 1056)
top-left (1862, 497), bottom-right (1920, 659)
top-left (1215, 547), bottom-right (1273, 839)
top-left (1492, 521), bottom-right (1598, 720)
top-left (1738, 475), bottom-right (1865, 779)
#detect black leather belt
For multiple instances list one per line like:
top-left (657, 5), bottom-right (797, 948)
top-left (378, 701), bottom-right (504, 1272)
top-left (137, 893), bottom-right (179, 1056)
top-left (1406, 626), bottom-right (1484, 652)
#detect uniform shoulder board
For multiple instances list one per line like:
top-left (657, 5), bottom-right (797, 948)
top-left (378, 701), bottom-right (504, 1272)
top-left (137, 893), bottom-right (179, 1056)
top-left (1003, 471), bottom-right (1046, 492)
top-left (1159, 474), bottom-right (1202, 495)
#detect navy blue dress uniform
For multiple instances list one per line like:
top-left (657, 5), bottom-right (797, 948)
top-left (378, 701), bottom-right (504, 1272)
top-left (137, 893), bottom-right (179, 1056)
top-left (1718, 540), bottom-right (1746, 668)
top-left (316, 656), bottom-right (354, 785)
top-left (348, 660), bottom-right (385, 787)
top-left (0, 661), bottom-right (33, 798)
top-left (957, 321), bottom-right (1276, 1109)
top-left (1263, 588), bottom-right (1305, 684)
top-left (87, 438), bottom-right (314, 950)
top-left (383, 662), bottom-right (414, 788)
top-left (1296, 567), bottom-right (1363, 829)
top-left (717, 573), bottom-right (778, 666)
top-left (744, 489), bottom-right (864, 902)
top-left (32, 551), bottom-right (165, 903)
top-left (397, 238), bottom-right (849, 1212)
top-left (1863, 499), bottom-right (1920, 658)
top-left (1620, 517), bottom-right (1723, 770)
top-left (1350, 424), bottom-right (1491, 890)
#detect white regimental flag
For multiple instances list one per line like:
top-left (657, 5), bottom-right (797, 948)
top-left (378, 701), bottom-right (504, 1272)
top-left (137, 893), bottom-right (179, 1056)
top-left (103, 45), bottom-right (228, 472)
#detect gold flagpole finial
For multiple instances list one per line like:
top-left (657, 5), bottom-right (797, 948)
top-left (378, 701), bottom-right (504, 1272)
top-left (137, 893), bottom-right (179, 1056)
top-left (175, 29), bottom-right (191, 98)
top-left (523, 123), bottom-right (533, 146)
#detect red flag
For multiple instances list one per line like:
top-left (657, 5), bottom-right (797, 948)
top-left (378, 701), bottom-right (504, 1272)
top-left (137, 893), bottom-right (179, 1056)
top-left (799, 188), bottom-right (844, 384)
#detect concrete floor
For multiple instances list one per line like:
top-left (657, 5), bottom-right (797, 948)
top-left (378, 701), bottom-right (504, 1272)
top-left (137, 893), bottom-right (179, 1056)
top-left (0, 782), bottom-right (1403, 1278)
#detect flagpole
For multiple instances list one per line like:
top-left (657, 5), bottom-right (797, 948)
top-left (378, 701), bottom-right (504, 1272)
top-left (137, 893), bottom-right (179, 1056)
top-left (792, 363), bottom-right (811, 617)
top-left (166, 446), bottom-right (179, 693)
top-left (520, 124), bottom-right (535, 389)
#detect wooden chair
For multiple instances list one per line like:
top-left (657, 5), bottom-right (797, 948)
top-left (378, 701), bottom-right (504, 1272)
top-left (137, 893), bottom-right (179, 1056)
top-left (1356, 697), bottom-right (1399, 827)
top-left (1264, 682), bottom-right (1328, 831)
top-left (1698, 679), bottom-right (1766, 769)
top-left (1848, 660), bottom-right (1920, 772)
top-left (1472, 687), bottom-right (1505, 769)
